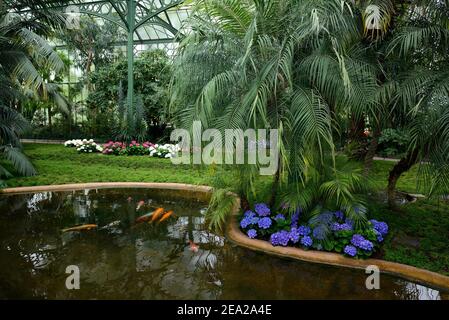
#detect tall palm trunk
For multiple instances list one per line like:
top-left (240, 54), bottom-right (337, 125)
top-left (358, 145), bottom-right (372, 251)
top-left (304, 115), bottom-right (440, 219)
top-left (363, 127), bottom-right (381, 176)
top-left (387, 148), bottom-right (419, 208)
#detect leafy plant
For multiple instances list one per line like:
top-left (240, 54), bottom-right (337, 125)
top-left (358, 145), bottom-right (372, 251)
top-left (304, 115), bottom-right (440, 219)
top-left (239, 202), bottom-right (389, 259)
top-left (0, 1), bottom-right (66, 185)
top-left (86, 50), bottom-right (172, 140)
top-left (205, 188), bottom-right (238, 233)
top-left (378, 128), bottom-right (410, 158)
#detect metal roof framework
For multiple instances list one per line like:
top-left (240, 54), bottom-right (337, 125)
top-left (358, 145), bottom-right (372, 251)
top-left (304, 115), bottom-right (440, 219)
top-left (10, 0), bottom-right (189, 107)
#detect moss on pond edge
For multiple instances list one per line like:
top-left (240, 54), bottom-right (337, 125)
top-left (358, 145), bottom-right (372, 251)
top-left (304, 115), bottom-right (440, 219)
top-left (1, 182), bottom-right (449, 291)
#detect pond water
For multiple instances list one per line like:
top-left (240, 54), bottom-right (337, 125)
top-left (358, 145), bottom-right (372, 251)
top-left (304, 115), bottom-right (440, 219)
top-left (0, 188), bottom-right (447, 300)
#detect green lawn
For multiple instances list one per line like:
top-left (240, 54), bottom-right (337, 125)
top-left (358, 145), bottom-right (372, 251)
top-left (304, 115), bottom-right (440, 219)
top-left (2, 143), bottom-right (449, 276)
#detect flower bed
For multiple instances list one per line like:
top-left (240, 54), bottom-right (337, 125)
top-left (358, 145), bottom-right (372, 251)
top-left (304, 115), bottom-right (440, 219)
top-left (102, 141), bottom-right (154, 156)
top-left (240, 203), bottom-right (388, 259)
top-left (149, 144), bottom-right (180, 159)
top-left (64, 139), bottom-right (103, 153)
top-left (64, 140), bottom-right (179, 158)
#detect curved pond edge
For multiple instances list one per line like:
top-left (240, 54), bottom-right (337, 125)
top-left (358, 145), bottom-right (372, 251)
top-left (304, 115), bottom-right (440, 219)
top-left (2, 182), bottom-right (449, 291)
top-left (226, 206), bottom-right (449, 292)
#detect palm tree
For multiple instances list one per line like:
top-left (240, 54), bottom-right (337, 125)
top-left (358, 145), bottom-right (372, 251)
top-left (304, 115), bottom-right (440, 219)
top-left (381, 0), bottom-right (449, 206)
top-left (0, 1), bottom-right (65, 185)
top-left (353, 0), bottom-right (449, 205)
top-left (171, 0), bottom-right (376, 228)
top-left (172, 0), bottom-right (449, 225)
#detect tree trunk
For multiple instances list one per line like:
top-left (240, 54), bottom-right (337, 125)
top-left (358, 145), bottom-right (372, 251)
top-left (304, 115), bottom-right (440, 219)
top-left (387, 148), bottom-right (419, 208)
top-left (363, 127), bottom-right (381, 176)
top-left (348, 114), bottom-right (366, 141)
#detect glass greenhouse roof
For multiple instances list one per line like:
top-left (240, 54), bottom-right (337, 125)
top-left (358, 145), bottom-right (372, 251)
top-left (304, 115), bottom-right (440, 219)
top-left (8, 0), bottom-right (191, 46)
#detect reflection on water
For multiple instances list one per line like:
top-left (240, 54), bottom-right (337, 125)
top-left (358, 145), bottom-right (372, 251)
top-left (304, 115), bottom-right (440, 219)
top-left (0, 189), bottom-right (447, 300)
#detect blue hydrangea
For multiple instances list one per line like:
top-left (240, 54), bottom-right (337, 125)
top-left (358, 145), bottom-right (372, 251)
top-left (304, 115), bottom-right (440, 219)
top-left (331, 222), bottom-right (353, 232)
top-left (370, 219), bottom-right (389, 236)
top-left (331, 222), bottom-right (340, 232)
top-left (247, 229), bottom-right (257, 239)
top-left (290, 210), bottom-right (300, 228)
top-left (270, 230), bottom-right (290, 246)
top-left (340, 223), bottom-right (352, 231)
top-left (244, 210), bottom-right (256, 219)
top-left (334, 210), bottom-right (344, 221)
top-left (297, 225), bottom-right (311, 236)
top-left (345, 218), bottom-right (354, 228)
top-left (258, 217), bottom-right (272, 229)
top-left (344, 245), bottom-right (357, 257)
top-left (301, 236), bottom-right (313, 247)
top-left (240, 217), bottom-right (252, 229)
top-left (251, 217), bottom-right (260, 224)
top-left (289, 228), bottom-right (301, 244)
top-left (312, 225), bottom-right (327, 240)
top-left (254, 203), bottom-right (271, 217)
top-left (374, 229), bottom-right (384, 242)
top-left (351, 234), bottom-right (374, 251)
top-left (275, 214), bottom-right (285, 221)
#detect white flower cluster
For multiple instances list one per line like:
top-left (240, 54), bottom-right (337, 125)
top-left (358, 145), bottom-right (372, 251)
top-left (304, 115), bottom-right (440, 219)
top-left (64, 139), bottom-right (103, 153)
top-left (148, 144), bottom-right (180, 159)
top-left (64, 139), bottom-right (84, 148)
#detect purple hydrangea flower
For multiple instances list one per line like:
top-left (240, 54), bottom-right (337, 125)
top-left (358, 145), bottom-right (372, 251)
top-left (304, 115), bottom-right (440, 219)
top-left (289, 228), bottom-right (301, 244)
top-left (240, 217), bottom-right (252, 229)
top-left (351, 234), bottom-right (374, 251)
top-left (331, 222), bottom-right (340, 232)
top-left (251, 217), bottom-right (260, 224)
top-left (334, 210), bottom-right (344, 221)
top-left (275, 214), bottom-right (285, 221)
top-left (301, 236), bottom-right (313, 247)
top-left (340, 223), bottom-right (352, 231)
top-left (244, 210), bottom-right (256, 219)
top-left (247, 229), bottom-right (257, 239)
top-left (254, 203), bottom-right (271, 217)
top-left (297, 225), bottom-right (311, 236)
top-left (312, 225), bottom-right (327, 240)
top-left (344, 245), bottom-right (357, 257)
top-left (258, 217), bottom-right (272, 229)
top-left (331, 222), bottom-right (353, 232)
top-left (374, 230), bottom-right (384, 242)
top-left (345, 218), bottom-right (354, 228)
top-left (270, 230), bottom-right (290, 246)
top-left (290, 209), bottom-right (301, 227)
top-left (370, 220), bottom-right (389, 236)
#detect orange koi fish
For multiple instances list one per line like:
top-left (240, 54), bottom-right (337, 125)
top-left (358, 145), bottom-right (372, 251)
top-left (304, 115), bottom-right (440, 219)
top-left (135, 208), bottom-right (162, 223)
top-left (150, 207), bottom-right (165, 222)
top-left (158, 210), bottom-right (174, 223)
top-left (62, 224), bottom-right (97, 233)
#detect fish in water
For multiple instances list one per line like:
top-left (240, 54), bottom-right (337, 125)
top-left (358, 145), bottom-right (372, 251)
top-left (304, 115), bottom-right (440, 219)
top-left (62, 224), bottom-right (97, 233)
top-left (135, 210), bottom-right (154, 223)
top-left (136, 200), bottom-right (146, 211)
top-left (135, 208), bottom-right (163, 224)
top-left (150, 207), bottom-right (165, 222)
top-left (188, 240), bottom-right (199, 253)
top-left (158, 210), bottom-right (174, 223)
top-left (100, 220), bottom-right (121, 230)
